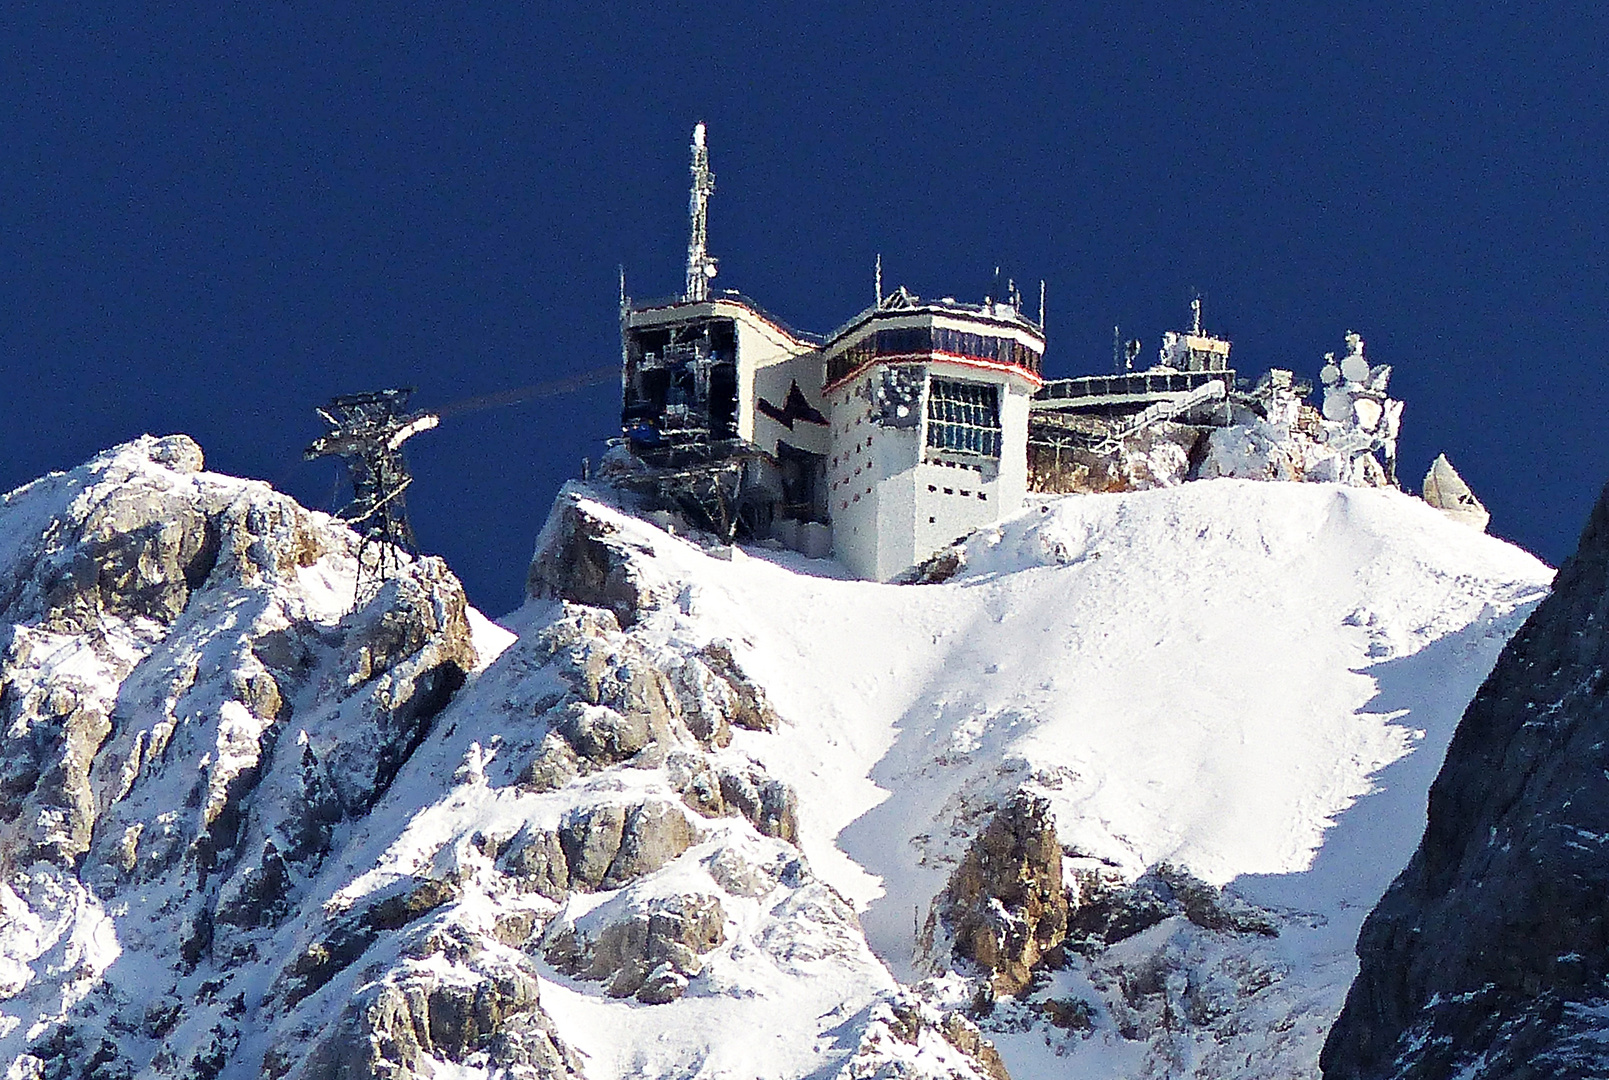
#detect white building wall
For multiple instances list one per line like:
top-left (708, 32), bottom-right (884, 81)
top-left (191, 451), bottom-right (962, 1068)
top-left (731, 309), bottom-right (816, 445)
top-left (996, 378), bottom-right (1032, 510)
top-left (750, 348), bottom-right (830, 456)
top-left (827, 370), bottom-right (924, 581)
top-left (913, 462), bottom-right (999, 558)
top-left (829, 360), bottom-right (1036, 580)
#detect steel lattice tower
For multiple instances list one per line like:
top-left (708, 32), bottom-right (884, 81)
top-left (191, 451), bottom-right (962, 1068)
top-left (305, 388), bottom-right (439, 608)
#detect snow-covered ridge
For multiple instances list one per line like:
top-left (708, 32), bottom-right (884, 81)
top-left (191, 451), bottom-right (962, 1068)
top-left (0, 438), bottom-right (1552, 1079)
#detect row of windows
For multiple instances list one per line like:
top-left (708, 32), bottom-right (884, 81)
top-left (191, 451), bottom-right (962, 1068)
top-left (826, 326), bottom-right (1043, 384)
top-left (928, 483), bottom-right (988, 501)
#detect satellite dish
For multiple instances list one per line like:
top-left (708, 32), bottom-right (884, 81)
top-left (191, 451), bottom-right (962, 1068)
top-left (1320, 363), bottom-right (1341, 386)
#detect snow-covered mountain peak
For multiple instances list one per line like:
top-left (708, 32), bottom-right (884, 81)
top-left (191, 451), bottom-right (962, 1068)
top-left (0, 441), bottom-right (1556, 1079)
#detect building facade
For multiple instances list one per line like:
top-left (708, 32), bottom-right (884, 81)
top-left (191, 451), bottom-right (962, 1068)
top-left (819, 292), bottom-right (1042, 580)
top-left (618, 126), bottom-right (1045, 580)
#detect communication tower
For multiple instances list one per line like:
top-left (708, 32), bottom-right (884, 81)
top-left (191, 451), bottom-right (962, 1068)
top-left (305, 388), bottom-right (440, 608)
top-left (684, 122), bottom-right (718, 302)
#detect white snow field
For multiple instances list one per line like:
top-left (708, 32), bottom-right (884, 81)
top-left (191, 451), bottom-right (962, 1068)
top-left (528, 478), bottom-right (1550, 1078)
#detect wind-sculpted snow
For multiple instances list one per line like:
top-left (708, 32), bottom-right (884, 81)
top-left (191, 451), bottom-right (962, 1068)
top-left (0, 444), bottom-right (1554, 1080)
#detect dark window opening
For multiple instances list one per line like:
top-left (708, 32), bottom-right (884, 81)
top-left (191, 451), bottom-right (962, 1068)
top-left (828, 323), bottom-right (1043, 386)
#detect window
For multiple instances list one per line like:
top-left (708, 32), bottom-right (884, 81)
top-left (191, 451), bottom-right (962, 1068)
top-left (926, 379), bottom-right (1002, 457)
top-left (932, 328), bottom-right (1043, 375)
top-left (876, 326), bottom-right (932, 355)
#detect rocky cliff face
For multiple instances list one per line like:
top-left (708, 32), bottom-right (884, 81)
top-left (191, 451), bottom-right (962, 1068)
top-left (0, 436), bottom-right (488, 1076)
top-left (0, 444), bottom-right (1005, 1080)
top-left (1322, 477), bottom-right (1609, 1079)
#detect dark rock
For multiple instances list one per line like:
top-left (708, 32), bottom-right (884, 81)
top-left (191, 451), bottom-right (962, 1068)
top-left (544, 891), bottom-right (726, 1003)
top-left (558, 802), bottom-right (628, 890)
top-left (716, 760), bottom-right (799, 843)
top-left (1322, 476), bottom-right (1609, 1080)
top-left (557, 702), bottom-right (651, 765)
top-left (840, 995), bottom-right (1013, 1080)
top-left (517, 732), bottom-right (583, 792)
top-left (361, 876), bottom-right (459, 931)
top-left (1064, 863), bottom-right (1277, 952)
top-left (896, 547), bottom-right (966, 585)
top-left (542, 797), bottom-right (695, 895)
top-left (291, 951), bottom-right (584, 1080)
top-left (501, 823), bottom-right (573, 900)
top-left (324, 564), bottom-right (476, 812)
top-left (601, 799), bottom-right (695, 888)
top-left (666, 749), bottom-right (725, 817)
top-left (696, 642), bottom-right (780, 732)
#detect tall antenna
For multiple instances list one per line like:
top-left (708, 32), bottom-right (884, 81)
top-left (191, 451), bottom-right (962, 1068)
top-left (305, 388), bottom-right (440, 609)
top-left (1113, 325), bottom-right (1121, 374)
top-left (684, 122), bottom-right (717, 302)
top-left (1190, 290), bottom-right (1203, 335)
top-left (875, 253), bottom-right (883, 306)
top-left (1038, 280), bottom-right (1046, 329)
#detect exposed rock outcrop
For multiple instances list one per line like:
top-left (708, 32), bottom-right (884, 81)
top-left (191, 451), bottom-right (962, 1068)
top-left (927, 792), bottom-right (1067, 996)
top-left (279, 927), bottom-right (584, 1080)
top-left (544, 887), bottom-right (727, 1003)
top-left (0, 437), bottom-right (481, 1076)
top-left (526, 487), bottom-right (668, 627)
top-left (1422, 452), bottom-right (1489, 532)
top-left (836, 993), bottom-right (1013, 1080)
top-left (1064, 863), bottom-right (1277, 952)
top-left (1322, 477), bottom-right (1609, 1079)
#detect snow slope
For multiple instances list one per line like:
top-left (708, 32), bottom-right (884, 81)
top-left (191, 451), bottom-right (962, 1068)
top-left (0, 440), bottom-right (1552, 1079)
top-left (536, 479), bottom-right (1549, 1077)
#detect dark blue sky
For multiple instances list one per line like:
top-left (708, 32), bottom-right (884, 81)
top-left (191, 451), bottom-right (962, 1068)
top-left (3, 4), bottom-right (1605, 614)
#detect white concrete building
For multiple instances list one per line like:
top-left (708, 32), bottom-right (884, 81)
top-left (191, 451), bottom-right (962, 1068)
top-left (820, 291), bottom-right (1043, 580)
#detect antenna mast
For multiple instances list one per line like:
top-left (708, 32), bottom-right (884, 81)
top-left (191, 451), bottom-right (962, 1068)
top-left (1191, 290), bottom-right (1203, 335)
top-left (684, 122), bottom-right (717, 302)
top-left (875, 253), bottom-right (883, 306)
top-left (305, 388), bottom-right (440, 609)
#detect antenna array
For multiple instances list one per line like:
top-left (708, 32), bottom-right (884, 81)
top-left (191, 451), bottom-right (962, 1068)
top-left (684, 122), bottom-right (718, 301)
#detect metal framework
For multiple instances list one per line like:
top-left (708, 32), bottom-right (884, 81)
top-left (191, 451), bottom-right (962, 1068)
top-left (684, 122), bottom-right (718, 301)
top-left (305, 388), bottom-right (439, 608)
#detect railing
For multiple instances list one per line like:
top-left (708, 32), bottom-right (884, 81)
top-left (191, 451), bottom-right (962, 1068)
top-left (1035, 369), bottom-right (1229, 402)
